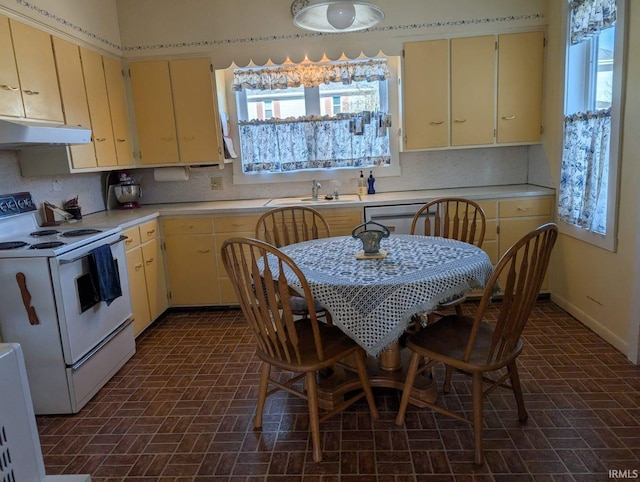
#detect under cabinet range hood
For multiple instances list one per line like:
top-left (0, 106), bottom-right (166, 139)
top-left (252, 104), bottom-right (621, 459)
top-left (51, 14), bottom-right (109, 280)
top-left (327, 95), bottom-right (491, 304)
top-left (0, 118), bottom-right (91, 148)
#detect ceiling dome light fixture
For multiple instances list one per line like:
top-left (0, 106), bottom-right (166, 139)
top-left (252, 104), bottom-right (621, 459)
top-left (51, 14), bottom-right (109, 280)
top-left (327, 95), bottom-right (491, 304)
top-left (291, 0), bottom-right (384, 33)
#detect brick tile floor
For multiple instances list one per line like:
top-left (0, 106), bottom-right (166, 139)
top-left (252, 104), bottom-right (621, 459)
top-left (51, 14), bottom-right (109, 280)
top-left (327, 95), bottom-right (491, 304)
top-left (37, 300), bottom-right (640, 481)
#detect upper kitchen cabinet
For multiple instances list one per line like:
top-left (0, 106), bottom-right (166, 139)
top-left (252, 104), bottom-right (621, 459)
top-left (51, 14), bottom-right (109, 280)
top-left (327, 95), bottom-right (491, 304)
top-left (450, 35), bottom-right (496, 147)
top-left (402, 39), bottom-right (449, 150)
top-left (0, 15), bottom-right (24, 118)
top-left (129, 57), bottom-right (223, 167)
top-left (402, 31), bottom-right (544, 151)
top-left (103, 56), bottom-right (135, 166)
top-left (7, 17), bottom-right (63, 122)
top-left (496, 31), bottom-right (545, 144)
top-left (51, 37), bottom-right (96, 169)
top-left (80, 47), bottom-right (117, 168)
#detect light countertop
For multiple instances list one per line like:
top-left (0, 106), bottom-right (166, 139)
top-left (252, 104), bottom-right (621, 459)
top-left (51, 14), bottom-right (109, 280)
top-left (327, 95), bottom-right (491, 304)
top-left (78, 184), bottom-right (555, 231)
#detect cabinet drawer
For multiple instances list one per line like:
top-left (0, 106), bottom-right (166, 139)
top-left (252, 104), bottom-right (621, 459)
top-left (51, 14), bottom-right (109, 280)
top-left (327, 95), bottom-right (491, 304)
top-left (123, 226), bottom-right (141, 250)
top-left (478, 201), bottom-right (497, 219)
top-left (139, 219), bottom-right (159, 243)
top-left (214, 215), bottom-right (260, 234)
top-left (499, 197), bottom-right (551, 218)
top-left (162, 217), bottom-right (212, 235)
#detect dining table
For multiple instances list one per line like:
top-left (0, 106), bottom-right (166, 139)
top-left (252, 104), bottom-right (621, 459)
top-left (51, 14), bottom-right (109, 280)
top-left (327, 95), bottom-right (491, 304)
top-left (278, 233), bottom-right (495, 409)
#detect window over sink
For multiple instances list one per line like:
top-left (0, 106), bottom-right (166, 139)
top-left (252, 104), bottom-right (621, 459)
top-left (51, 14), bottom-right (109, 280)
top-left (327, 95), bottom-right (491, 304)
top-left (222, 56), bottom-right (401, 185)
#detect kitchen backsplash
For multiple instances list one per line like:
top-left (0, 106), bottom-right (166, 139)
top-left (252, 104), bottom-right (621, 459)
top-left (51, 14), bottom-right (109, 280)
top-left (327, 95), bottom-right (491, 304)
top-left (0, 145), bottom-right (553, 212)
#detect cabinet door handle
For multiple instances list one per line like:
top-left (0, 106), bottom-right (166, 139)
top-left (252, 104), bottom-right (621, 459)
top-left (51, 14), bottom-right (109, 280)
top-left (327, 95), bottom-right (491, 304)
top-left (146, 229), bottom-right (156, 235)
top-left (454, 119), bottom-right (467, 123)
top-left (135, 263), bottom-right (144, 271)
top-left (116, 138), bottom-right (127, 143)
top-left (161, 136), bottom-right (174, 141)
top-left (182, 136), bottom-right (196, 141)
top-left (145, 257), bottom-right (154, 264)
top-left (1, 84), bottom-right (19, 91)
top-left (517, 207), bottom-right (531, 212)
top-left (23, 89), bottom-right (40, 95)
top-left (95, 137), bottom-right (107, 142)
top-left (502, 115), bottom-right (517, 120)
top-left (125, 238), bottom-right (134, 245)
top-left (429, 121), bottom-right (444, 125)
top-left (197, 249), bottom-right (211, 254)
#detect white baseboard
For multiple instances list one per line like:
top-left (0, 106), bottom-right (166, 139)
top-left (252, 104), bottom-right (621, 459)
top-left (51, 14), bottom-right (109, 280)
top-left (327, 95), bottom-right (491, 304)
top-left (550, 293), bottom-right (630, 360)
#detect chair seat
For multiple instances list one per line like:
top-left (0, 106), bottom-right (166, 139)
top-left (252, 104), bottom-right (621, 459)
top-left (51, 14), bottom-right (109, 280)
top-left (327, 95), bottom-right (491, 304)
top-left (407, 315), bottom-right (523, 371)
top-left (289, 295), bottom-right (326, 315)
top-left (258, 321), bottom-right (360, 371)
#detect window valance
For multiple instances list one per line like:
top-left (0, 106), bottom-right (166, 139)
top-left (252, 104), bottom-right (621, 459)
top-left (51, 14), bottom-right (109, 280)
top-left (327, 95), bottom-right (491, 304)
top-left (570, 0), bottom-right (616, 45)
top-left (233, 58), bottom-right (389, 91)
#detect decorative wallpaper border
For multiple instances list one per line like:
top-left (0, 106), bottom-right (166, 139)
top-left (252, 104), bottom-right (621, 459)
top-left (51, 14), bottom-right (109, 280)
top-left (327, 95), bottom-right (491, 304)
top-left (13, 2), bottom-right (543, 54)
top-left (123, 13), bottom-right (545, 52)
top-left (15, 0), bottom-right (121, 51)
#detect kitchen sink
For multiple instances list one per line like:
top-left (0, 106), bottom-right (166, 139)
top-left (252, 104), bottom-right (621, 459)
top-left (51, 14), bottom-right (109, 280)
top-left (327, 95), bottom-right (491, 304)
top-left (266, 194), bottom-right (361, 206)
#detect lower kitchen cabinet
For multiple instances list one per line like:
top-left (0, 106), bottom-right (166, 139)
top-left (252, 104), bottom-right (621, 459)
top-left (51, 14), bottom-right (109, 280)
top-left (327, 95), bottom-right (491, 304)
top-left (213, 214), bottom-right (261, 304)
top-left (163, 216), bottom-right (218, 306)
top-left (123, 219), bottom-right (168, 336)
top-left (322, 208), bottom-right (363, 236)
top-left (497, 196), bottom-right (553, 290)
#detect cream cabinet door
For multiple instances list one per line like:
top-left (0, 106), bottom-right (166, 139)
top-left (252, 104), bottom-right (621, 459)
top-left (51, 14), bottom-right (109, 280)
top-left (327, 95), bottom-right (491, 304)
top-left (0, 15), bottom-right (24, 117)
top-left (165, 235), bottom-right (218, 306)
top-left (80, 47), bottom-right (117, 168)
top-left (170, 58), bottom-right (223, 164)
top-left (129, 61), bottom-right (179, 165)
top-left (450, 35), bottom-right (495, 146)
top-left (52, 37), bottom-right (97, 169)
top-left (141, 238), bottom-right (168, 320)
top-left (103, 56), bottom-right (135, 166)
top-left (10, 19), bottom-right (63, 121)
top-left (126, 246), bottom-right (152, 336)
top-left (402, 39), bottom-right (449, 149)
top-left (497, 31), bottom-right (545, 144)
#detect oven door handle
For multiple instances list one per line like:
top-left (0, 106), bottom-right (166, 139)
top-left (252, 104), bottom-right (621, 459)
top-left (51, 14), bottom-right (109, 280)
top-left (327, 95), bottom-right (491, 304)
top-left (59, 235), bottom-right (127, 265)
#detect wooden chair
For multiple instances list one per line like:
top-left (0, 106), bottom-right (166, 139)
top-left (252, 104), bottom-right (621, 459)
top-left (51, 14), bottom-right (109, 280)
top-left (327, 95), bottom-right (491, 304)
top-left (395, 223), bottom-right (558, 465)
top-left (410, 197), bottom-right (487, 318)
top-left (255, 206), bottom-right (331, 319)
top-left (255, 206), bottom-right (331, 248)
top-left (221, 237), bottom-right (379, 462)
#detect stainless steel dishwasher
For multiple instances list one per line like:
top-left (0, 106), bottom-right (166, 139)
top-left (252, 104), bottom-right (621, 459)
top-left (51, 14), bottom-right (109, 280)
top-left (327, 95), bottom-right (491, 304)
top-left (364, 203), bottom-right (432, 235)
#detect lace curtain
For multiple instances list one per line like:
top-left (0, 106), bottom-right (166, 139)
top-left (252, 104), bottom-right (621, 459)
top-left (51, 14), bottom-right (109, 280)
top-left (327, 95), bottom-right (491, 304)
top-left (235, 58), bottom-right (391, 173)
top-left (233, 59), bottom-right (389, 91)
top-left (558, 109), bottom-right (611, 233)
top-left (239, 113), bottom-right (391, 173)
top-left (570, 0), bottom-right (616, 45)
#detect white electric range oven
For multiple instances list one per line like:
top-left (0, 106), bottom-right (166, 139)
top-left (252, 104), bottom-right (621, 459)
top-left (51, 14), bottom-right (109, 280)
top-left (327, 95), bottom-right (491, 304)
top-left (0, 192), bottom-right (135, 415)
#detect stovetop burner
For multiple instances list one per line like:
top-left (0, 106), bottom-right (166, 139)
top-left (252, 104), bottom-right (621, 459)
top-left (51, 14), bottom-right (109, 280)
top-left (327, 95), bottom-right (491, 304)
top-left (30, 229), bottom-right (60, 237)
top-left (60, 229), bottom-right (102, 238)
top-left (30, 241), bottom-right (66, 249)
top-left (0, 241), bottom-right (29, 250)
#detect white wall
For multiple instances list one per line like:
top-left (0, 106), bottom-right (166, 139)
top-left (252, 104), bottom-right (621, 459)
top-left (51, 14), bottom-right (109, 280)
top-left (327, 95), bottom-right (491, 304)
top-left (543, 1), bottom-right (640, 361)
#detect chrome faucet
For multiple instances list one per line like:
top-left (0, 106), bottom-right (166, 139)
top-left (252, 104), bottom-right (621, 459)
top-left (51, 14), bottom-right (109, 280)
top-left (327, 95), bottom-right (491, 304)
top-left (311, 179), bottom-right (321, 200)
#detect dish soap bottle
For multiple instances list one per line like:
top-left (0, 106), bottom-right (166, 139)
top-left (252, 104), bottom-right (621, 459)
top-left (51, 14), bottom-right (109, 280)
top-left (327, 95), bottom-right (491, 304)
top-left (367, 171), bottom-right (376, 194)
top-left (358, 170), bottom-right (367, 196)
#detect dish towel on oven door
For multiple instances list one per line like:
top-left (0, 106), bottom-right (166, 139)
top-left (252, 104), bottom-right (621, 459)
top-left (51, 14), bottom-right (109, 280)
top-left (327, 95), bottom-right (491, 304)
top-left (88, 245), bottom-right (122, 305)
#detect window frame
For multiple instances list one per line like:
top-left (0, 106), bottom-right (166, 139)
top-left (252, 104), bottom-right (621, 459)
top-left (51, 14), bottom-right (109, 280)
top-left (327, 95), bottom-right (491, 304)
top-left (558, 0), bottom-right (627, 252)
top-left (223, 57), bottom-right (402, 186)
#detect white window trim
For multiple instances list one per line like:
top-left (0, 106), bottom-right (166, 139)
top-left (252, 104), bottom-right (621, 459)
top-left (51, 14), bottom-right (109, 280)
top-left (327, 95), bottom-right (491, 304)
top-left (557, 0), bottom-right (626, 252)
top-left (224, 56), bottom-right (402, 185)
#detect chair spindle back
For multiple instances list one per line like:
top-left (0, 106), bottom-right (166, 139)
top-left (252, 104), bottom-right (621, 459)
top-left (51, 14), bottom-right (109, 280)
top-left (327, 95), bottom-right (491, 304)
top-left (255, 207), bottom-right (331, 248)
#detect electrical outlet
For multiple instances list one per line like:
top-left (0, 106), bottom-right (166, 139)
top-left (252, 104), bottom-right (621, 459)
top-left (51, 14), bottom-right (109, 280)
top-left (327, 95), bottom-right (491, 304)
top-left (52, 178), bottom-right (63, 192)
top-left (210, 176), bottom-right (224, 190)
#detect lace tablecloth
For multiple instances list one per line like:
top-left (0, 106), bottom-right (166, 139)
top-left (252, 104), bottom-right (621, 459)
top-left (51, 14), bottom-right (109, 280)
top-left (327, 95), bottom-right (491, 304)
top-left (280, 234), bottom-right (494, 356)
